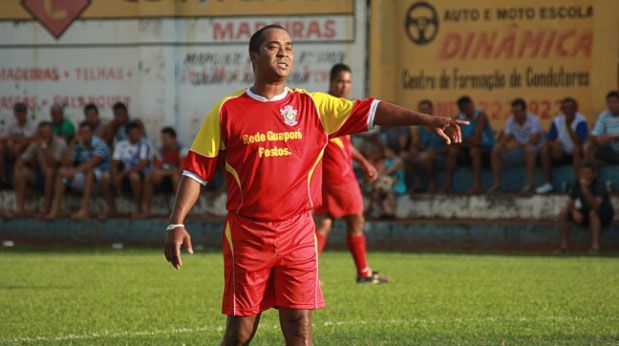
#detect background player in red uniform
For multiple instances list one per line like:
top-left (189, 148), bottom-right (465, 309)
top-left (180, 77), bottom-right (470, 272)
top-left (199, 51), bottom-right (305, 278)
top-left (164, 25), bottom-right (466, 345)
top-left (315, 63), bottom-right (388, 284)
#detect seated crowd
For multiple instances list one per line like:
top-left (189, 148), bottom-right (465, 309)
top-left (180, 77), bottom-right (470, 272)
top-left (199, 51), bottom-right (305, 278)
top-left (359, 90), bottom-right (619, 195)
top-left (0, 102), bottom-right (186, 219)
top-left (0, 91), bottom-right (617, 221)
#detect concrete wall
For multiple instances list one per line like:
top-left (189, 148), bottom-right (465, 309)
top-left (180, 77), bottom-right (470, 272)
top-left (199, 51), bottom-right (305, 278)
top-left (1, 218), bottom-right (617, 251)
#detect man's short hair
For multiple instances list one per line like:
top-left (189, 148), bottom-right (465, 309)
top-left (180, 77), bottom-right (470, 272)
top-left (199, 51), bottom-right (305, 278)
top-left (456, 96), bottom-right (472, 110)
top-left (511, 98), bottom-right (527, 110)
top-left (607, 91), bottom-right (619, 100)
top-left (418, 99), bottom-right (433, 109)
top-left (329, 63), bottom-right (352, 83)
top-left (112, 102), bottom-right (128, 113)
top-left (126, 121), bottom-right (140, 132)
top-left (161, 126), bottom-right (177, 138)
top-left (561, 97), bottom-right (578, 108)
top-left (13, 102), bottom-right (27, 113)
top-left (38, 121), bottom-right (52, 128)
top-left (249, 24), bottom-right (288, 53)
top-left (84, 103), bottom-right (98, 114)
top-left (50, 103), bottom-right (64, 113)
top-left (78, 121), bottom-right (93, 131)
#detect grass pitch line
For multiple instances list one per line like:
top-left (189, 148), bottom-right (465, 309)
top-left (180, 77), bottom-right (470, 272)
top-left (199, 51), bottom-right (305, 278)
top-left (2, 316), bottom-right (615, 344)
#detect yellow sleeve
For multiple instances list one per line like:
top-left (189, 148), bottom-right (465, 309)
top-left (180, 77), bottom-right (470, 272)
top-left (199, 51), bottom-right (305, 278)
top-left (303, 90), bottom-right (378, 137)
top-left (190, 89), bottom-right (244, 157)
top-left (190, 101), bottom-right (223, 158)
top-left (308, 92), bottom-right (355, 135)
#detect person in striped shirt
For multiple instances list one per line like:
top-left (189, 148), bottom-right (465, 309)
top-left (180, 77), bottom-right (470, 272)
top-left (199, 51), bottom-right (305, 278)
top-left (587, 91), bottom-right (619, 164)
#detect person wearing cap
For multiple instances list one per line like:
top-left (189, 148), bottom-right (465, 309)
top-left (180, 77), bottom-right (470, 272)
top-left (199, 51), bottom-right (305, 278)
top-left (0, 103), bottom-right (37, 186)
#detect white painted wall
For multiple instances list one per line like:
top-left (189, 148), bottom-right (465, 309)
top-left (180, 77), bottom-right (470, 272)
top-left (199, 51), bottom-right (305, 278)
top-left (0, 1), bottom-right (368, 147)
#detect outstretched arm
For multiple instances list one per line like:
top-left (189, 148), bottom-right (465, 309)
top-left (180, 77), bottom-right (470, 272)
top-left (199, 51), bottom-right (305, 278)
top-left (164, 176), bottom-right (201, 270)
top-left (373, 101), bottom-right (467, 145)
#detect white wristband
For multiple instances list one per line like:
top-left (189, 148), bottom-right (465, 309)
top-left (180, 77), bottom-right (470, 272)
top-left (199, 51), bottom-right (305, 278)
top-left (166, 224), bottom-right (185, 231)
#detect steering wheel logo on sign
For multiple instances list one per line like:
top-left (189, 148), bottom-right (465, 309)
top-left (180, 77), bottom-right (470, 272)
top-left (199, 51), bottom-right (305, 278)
top-left (405, 1), bottom-right (439, 45)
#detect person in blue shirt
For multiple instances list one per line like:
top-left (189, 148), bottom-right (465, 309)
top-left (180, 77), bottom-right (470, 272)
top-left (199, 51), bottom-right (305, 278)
top-left (415, 100), bottom-right (447, 193)
top-left (536, 97), bottom-right (588, 193)
top-left (45, 121), bottom-right (111, 220)
top-left (445, 96), bottom-right (494, 193)
top-left (587, 91), bottom-right (619, 164)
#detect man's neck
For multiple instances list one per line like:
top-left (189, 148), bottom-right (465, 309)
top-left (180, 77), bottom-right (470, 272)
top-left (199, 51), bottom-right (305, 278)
top-left (251, 80), bottom-right (286, 100)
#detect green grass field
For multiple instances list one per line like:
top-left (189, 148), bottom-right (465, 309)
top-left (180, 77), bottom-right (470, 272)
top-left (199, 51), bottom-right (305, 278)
top-left (1, 249), bottom-right (618, 345)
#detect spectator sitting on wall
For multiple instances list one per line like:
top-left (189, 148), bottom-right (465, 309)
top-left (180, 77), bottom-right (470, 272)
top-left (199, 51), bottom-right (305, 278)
top-left (587, 91), bottom-right (619, 165)
top-left (414, 99), bottom-right (447, 193)
top-left (536, 97), bottom-right (588, 193)
top-left (558, 160), bottom-right (614, 254)
top-left (83, 103), bottom-right (106, 137)
top-left (100, 102), bottom-right (145, 145)
top-left (50, 104), bottom-right (76, 144)
top-left (444, 96), bottom-right (494, 193)
top-left (490, 98), bottom-right (544, 193)
top-left (380, 123), bottom-right (418, 191)
top-left (0, 102), bottom-right (36, 187)
top-left (0, 103), bottom-right (37, 187)
top-left (45, 122), bottom-right (112, 220)
top-left (367, 146), bottom-right (406, 219)
top-left (137, 126), bottom-right (187, 218)
top-left (109, 121), bottom-right (153, 217)
top-left (12, 121), bottom-right (67, 217)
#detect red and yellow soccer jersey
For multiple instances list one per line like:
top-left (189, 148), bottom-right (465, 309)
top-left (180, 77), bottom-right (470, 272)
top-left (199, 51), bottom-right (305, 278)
top-left (183, 87), bottom-right (379, 221)
top-left (322, 135), bottom-right (357, 186)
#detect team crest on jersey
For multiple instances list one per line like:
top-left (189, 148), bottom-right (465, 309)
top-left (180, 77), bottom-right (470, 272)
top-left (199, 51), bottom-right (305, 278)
top-left (280, 105), bottom-right (299, 126)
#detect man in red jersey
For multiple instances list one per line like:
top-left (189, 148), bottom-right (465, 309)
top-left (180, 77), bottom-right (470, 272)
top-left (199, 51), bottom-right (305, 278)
top-left (164, 25), bottom-right (466, 345)
top-left (314, 63), bottom-right (388, 284)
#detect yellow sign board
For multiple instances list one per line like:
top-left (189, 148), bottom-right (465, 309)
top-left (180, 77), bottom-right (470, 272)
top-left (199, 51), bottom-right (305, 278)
top-left (370, 0), bottom-right (618, 129)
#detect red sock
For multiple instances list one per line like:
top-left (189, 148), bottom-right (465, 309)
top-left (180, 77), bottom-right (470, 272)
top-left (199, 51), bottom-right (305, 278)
top-left (347, 234), bottom-right (370, 278)
top-left (316, 232), bottom-right (327, 255)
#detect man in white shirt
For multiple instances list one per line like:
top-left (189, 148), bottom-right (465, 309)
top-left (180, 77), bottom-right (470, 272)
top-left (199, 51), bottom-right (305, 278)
top-left (107, 121), bottom-right (153, 217)
top-left (0, 103), bottom-right (37, 186)
top-left (490, 98), bottom-right (544, 192)
top-left (536, 97), bottom-right (589, 193)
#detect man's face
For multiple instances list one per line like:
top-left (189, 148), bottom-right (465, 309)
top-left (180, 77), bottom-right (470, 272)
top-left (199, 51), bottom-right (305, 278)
top-left (114, 108), bottom-right (129, 125)
top-left (579, 167), bottom-right (595, 183)
top-left (460, 102), bottom-right (475, 117)
top-left (418, 102), bottom-right (433, 115)
top-left (14, 110), bottom-right (27, 125)
top-left (127, 128), bottom-right (140, 143)
top-left (50, 109), bottom-right (63, 124)
top-left (78, 126), bottom-right (93, 145)
top-left (85, 109), bottom-right (100, 125)
top-left (161, 133), bottom-right (175, 149)
top-left (250, 28), bottom-right (294, 80)
top-left (561, 101), bottom-right (577, 118)
top-left (39, 125), bottom-right (53, 142)
top-left (512, 105), bottom-right (527, 122)
top-left (329, 71), bottom-right (352, 98)
top-left (608, 96), bottom-right (619, 115)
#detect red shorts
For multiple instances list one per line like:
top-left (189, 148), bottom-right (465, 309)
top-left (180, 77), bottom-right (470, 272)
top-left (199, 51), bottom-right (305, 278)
top-left (222, 211), bottom-right (325, 316)
top-left (315, 180), bottom-right (364, 218)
